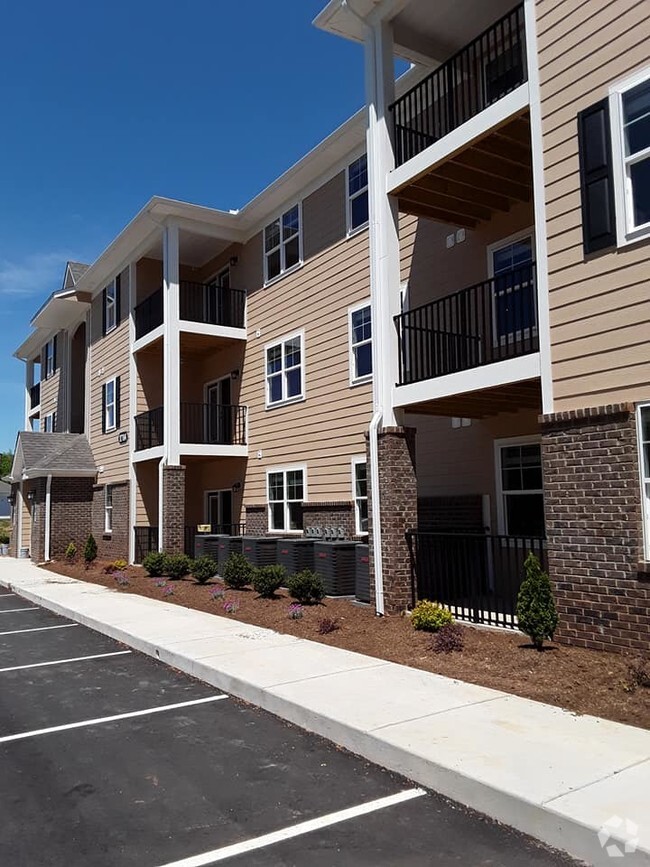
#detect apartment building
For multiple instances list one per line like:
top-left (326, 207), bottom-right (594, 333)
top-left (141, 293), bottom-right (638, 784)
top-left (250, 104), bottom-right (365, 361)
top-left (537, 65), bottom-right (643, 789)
top-left (8, 0), bottom-right (650, 653)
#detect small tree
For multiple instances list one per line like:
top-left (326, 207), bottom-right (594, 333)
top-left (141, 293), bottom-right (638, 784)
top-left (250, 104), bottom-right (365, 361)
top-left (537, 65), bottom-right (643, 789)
top-left (83, 534), bottom-right (97, 567)
top-left (516, 552), bottom-right (558, 651)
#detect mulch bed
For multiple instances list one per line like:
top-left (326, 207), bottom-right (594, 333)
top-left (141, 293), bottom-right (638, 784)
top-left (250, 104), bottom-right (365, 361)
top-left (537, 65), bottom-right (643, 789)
top-left (44, 559), bottom-right (650, 730)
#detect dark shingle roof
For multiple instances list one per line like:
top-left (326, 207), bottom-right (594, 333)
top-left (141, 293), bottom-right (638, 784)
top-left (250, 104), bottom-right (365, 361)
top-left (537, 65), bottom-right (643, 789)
top-left (17, 432), bottom-right (96, 475)
top-left (63, 261), bottom-right (89, 289)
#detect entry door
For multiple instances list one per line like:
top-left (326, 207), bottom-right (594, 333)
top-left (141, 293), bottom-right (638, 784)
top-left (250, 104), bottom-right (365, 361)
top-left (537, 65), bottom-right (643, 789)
top-left (491, 236), bottom-right (535, 342)
top-left (207, 490), bottom-right (233, 533)
top-left (206, 377), bottom-right (231, 444)
top-left (206, 267), bottom-right (230, 325)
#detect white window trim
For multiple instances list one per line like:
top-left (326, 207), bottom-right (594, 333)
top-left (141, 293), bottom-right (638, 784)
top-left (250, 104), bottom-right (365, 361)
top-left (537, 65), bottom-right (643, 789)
top-left (104, 485), bottom-right (113, 535)
top-left (263, 202), bottom-right (303, 287)
top-left (264, 329), bottom-right (306, 409)
top-left (346, 154), bottom-right (369, 237)
top-left (44, 338), bottom-right (55, 380)
top-left (105, 280), bottom-right (117, 334)
top-left (104, 377), bottom-right (117, 433)
top-left (493, 435), bottom-right (543, 536)
top-left (351, 455), bottom-right (368, 537)
top-left (636, 403), bottom-right (650, 560)
top-left (486, 227), bottom-right (536, 346)
top-left (610, 64), bottom-right (650, 248)
top-left (348, 299), bottom-right (373, 387)
top-left (266, 464), bottom-right (307, 535)
top-left (43, 412), bottom-right (55, 433)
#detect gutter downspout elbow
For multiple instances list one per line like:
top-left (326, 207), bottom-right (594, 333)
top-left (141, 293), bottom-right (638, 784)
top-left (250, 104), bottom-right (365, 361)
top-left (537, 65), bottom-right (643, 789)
top-left (368, 410), bottom-right (384, 616)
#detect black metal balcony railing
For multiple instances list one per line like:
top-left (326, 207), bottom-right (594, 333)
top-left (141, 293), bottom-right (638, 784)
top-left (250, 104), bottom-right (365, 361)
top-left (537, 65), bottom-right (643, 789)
top-left (179, 282), bottom-right (246, 329)
top-left (390, 4), bottom-right (527, 167)
top-left (134, 289), bottom-right (164, 340)
top-left (180, 403), bottom-right (247, 446)
top-left (29, 382), bottom-right (41, 409)
top-left (395, 264), bottom-right (537, 386)
top-left (134, 526), bottom-right (159, 564)
top-left (135, 407), bottom-right (164, 451)
top-left (407, 530), bottom-right (547, 629)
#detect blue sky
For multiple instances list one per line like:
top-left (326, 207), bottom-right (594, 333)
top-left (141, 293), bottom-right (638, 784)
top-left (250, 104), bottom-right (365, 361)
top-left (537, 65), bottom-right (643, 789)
top-left (0, 0), bottom-right (377, 451)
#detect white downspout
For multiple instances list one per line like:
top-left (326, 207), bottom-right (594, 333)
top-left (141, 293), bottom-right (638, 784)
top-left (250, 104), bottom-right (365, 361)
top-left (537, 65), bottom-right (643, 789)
top-left (44, 474), bottom-right (52, 561)
top-left (368, 410), bottom-right (384, 615)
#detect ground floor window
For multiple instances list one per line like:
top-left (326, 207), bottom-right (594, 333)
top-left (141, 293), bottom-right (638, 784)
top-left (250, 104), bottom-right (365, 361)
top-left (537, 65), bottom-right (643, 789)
top-left (637, 404), bottom-right (650, 558)
top-left (104, 485), bottom-right (114, 533)
top-left (352, 457), bottom-right (368, 535)
top-left (497, 439), bottom-right (545, 537)
top-left (267, 467), bottom-right (305, 532)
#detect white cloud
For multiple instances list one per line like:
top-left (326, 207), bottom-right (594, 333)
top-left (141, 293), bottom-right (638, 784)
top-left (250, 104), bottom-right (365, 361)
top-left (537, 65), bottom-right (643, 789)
top-left (0, 252), bottom-right (73, 297)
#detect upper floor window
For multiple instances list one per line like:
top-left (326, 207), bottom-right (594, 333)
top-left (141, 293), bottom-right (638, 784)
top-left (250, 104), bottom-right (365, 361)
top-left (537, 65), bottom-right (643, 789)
top-left (265, 332), bottom-right (304, 407)
top-left (264, 204), bottom-right (301, 283)
top-left (497, 439), bottom-right (545, 538)
top-left (349, 302), bottom-right (372, 384)
top-left (490, 234), bottom-right (535, 341)
top-left (102, 376), bottom-right (120, 433)
top-left (268, 466), bottom-right (305, 532)
top-left (44, 337), bottom-right (56, 379)
top-left (43, 412), bottom-right (55, 433)
top-left (347, 154), bottom-right (369, 233)
top-left (611, 70), bottom-right (650, 243)
top-left (103, 276), bottom-right (121, 335)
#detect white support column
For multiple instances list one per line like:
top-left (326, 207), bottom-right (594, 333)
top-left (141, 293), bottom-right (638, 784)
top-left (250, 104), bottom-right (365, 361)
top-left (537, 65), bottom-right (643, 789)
top-left (24, 361), bottom-right (34, 430)
top-left (163, 223), bottom-right (181, 465)
top-left (128, 261), bottom-right (138, 564)
top-left (366, 19), bottom-right (401, 426)
top-left (16, 482), bottom-right (23, 556)
top-left (44, 475), bottom-right (52, 561)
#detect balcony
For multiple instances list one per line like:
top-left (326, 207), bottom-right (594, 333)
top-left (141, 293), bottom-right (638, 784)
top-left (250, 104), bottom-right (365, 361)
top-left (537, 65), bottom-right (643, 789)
top-left (135, 407), bottom-right (164, 451)
top-left (134, 283), bottom-right (247, 341)
top-left (394, 265), bottom-right (539, 410)
top-left (179, 403), bottom-right (247, 447)
top-left (390, 4), bottom-right (527, 168)
top-left (29, 382), bottom-right (40, 410)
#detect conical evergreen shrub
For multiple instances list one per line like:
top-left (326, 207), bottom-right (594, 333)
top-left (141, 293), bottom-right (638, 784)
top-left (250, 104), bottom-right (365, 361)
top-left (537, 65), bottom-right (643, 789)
top-left (516, 552), bottom-right (558, 651)
top-left (83, 534), bottom-right (98, 566)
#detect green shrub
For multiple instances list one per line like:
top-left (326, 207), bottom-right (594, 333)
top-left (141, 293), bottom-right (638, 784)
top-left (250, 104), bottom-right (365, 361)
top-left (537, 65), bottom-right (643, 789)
top-left (64, 542), bottom-right (77, 561)
top-left (410, 600), bottom-right (454, 632)
top-left (142, 551), bottom-right (167, 577)
top-left (164, 553), bottom-right (191, 580)
top-left (83, 534), bottom-right (97, 565)
top-left (112, 558), bottom-right (128, 571)
top-left (287, 569), bottom-right (325, 605)
top-left (516, 552), bottom-right (558, 651)
top-left (222, 552), bottom-right (255, 589)
top-left (192, 555), bottom-right (218, 585)
top-left (252, 564), bottom-right (287, 598)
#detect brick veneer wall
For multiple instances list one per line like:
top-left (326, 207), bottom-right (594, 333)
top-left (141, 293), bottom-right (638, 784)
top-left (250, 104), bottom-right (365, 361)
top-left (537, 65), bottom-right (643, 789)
top-left (541, 403), bottom-right (650, 653)
top-left (30, 478), bottom-right (47, 563)
top-left (51, 478), bottom-right (94, 557)
top-left (91, 481), bottom-right (128, 560)
top-left (417, 496), bottom-right (484, 532)
top-left (245, 505), bottom-right (267, 535)
top-left (366, 426), bottom-right (418, 614)
top-left (301, 502), bottom-right (356, 538)
top-left (162, 465), bottom-right (185, 554)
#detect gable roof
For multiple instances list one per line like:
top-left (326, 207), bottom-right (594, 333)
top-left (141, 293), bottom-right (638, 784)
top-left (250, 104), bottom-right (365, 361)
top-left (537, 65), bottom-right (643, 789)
top-left (9, 432), bottom-right (97, 481)
top-left (63, 261), bottom-right (90, 290)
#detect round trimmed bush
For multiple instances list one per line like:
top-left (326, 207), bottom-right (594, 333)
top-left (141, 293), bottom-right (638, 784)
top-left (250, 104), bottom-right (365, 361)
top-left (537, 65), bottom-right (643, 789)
top-left (222, 552), bottom-right (255, 589)
top-left (164, 553), bottom-right (191, 580)
top-left (252, 564), bottom-right (287, 598)
top-left (142, 551), bottom-right (167, 577)
top-left (192, 555), bottom-right (218, 585)
top-left (410, 600), bottom-right (454, 632)
top-left (286, 570), bottom-right (325, 605)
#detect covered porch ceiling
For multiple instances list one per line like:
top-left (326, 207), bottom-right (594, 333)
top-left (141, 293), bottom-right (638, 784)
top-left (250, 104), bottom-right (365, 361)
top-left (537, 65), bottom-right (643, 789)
top-left (395, 111), bottom-right (532, 228)
top-left (404, 377), bottom-right (541, 419)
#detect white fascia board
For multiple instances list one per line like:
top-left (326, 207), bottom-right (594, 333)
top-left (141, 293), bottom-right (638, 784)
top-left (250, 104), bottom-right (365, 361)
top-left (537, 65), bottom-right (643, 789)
top-left (132, 446), bottom-right (164, 464)
top-left (14, 331), bottom-right (49, 362)
top-left (23, 468), bottom-right (97, 479)
top-left (392, 353), bottom-right (541, 410)
top-left (31, 296), bottom-right (90, 331)
top-left (178, 321), bottom-right (247, 342)
top-left (179, 444), bottom-right (248, 459)
top-left (387, 84), bottom-right (530, 195)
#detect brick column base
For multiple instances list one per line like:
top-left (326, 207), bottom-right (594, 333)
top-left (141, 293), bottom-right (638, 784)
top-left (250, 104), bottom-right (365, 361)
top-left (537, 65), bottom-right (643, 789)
top-left (541, 403), bottom-right (650, 654)
top-left (162, 465), bottom-right (186, 554)
top-left (30, 478), bottom-right (47, 563)
top-left (366, 426), bottom-right (417, 614)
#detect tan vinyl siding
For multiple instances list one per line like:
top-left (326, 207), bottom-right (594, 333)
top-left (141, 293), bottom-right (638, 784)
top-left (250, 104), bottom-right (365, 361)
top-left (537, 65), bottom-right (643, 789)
top-left (39, 334), bottom-right (62, 429)
top-left (134, 460), bottom-right (158, 526)
top-left (536, 0), bottom-right (650, 410)
top-left (184, 458), bottom-right (245, 527)
top-left (88, 268), bottom-right (130, 483)
top-left (302, 171), bottom-right (347, 260)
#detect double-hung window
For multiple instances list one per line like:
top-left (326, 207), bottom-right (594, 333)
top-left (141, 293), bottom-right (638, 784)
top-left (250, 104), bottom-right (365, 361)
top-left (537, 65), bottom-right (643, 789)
top-left (264, 204), bottom-right (301, 282)
top-left (104, 280), bottom-right (117, 334)
top-left (490, 235), bottom-right (535, 341)
top-left (347, 154), bottom-right (368, 233)
top-left (268, 467), bottom-right (305, 532)
top-left (349, 302), bottom-right (372, 384)
top-left (104, 485), bottom-right (114, 534)
top-left (612, 71), bottom-right (650, 243)
top-left (43, 413), bottom-right (55, 433)
top-left (266, 332), bottom-right (304, 407)
top-left (497, 440), bottom-right (545, 538)
top-left (352, 457), bottom-right (368, 535)
top-left (637, 405), bottom-right (650, 559)
top-left (103, 377), bottom-right (118, 432)
top-left (44, 338), bottom-right (55, 379)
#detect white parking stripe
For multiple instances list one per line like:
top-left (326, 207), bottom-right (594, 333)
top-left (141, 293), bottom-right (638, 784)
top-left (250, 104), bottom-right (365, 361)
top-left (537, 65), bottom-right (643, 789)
top-left (0, 694), bottom-right (228, 744)
top-left (0, 608), bottom-right (38, 614)
top-left (0, 650), bottom-right (133, 673)
top-left (157, 788), bottom-right (427, 867)
top-left (0, 624), bottom-right (78, 637)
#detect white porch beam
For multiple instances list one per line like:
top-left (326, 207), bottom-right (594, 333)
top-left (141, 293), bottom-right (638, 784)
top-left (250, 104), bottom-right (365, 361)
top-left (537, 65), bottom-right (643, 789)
top-left (163, 223), bottom-right (181, 466)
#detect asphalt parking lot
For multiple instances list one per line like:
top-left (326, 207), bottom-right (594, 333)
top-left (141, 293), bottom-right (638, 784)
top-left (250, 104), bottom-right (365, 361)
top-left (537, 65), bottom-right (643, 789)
top-left (0, 589), bottom-right (578, 866)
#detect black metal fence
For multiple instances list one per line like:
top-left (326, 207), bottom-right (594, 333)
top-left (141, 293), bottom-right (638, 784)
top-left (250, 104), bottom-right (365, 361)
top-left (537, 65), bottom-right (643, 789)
top-left (180, 403), bottom-right (247, 445)
top-left (395, 265), bottom-right (537, 385)
top-left (134, 288), bottom-right (164, 340)
top-left (407, 530), bottom-right (547, 629)
top-left (30, 382), bottom-right (40, 409)
top-left (135, 407), bottom-right (164, 451)
top-left (134, 526), bottom-right (159, 564)
top-left (179, 282), bottom-right (246, 329)
top-left (184, 523), bottom-right (246, 557)
top-left (390, 4), bottom-right (527, 166)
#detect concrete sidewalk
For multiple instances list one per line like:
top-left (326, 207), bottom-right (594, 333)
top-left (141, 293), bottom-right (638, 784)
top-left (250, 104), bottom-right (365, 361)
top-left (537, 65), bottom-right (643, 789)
top-left (1, 557), bottom-right (648, 866)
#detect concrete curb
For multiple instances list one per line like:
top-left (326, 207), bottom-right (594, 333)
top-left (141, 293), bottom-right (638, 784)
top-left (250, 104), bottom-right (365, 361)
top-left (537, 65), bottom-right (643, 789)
top-left (3, 569), bottom-right (649, 867)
